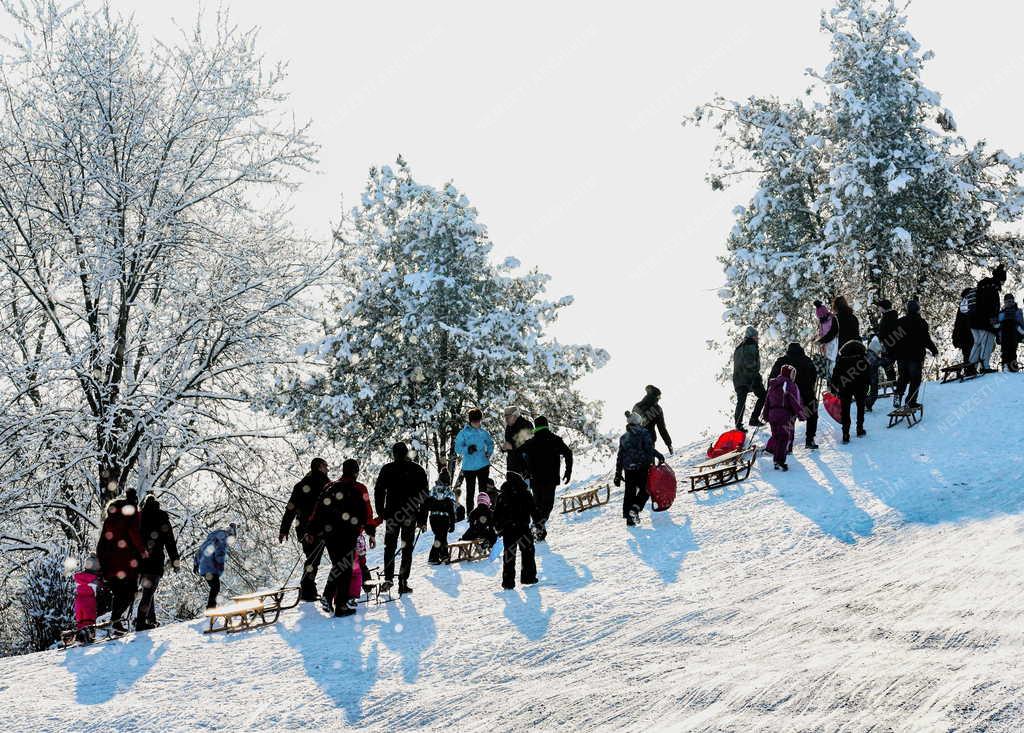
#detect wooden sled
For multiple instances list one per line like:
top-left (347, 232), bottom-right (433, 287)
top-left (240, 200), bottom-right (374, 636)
top-left (687, 446), bottom-right (759, 493)
top-left (359, 566), bottom-right (395, 606)
top-left (560, 484), bottom-right (611, 514)
top-left (231, 585), bottom-right (300, 615)
top-left (887, 404), bottom-right (923, 428)
top-left (204, 598), bottom-right (280, 634)
top-left (60, 620), bottom-right (123, 649)
top-left (876, 378), bottom-right (897, 397)
top-left (447, 539), bottom-right (489, 563)
top-left (940, 363), bottom-right (979, 384)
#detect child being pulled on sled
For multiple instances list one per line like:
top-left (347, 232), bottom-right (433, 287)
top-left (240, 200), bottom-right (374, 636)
top-left (426, 469), bottom-right (458, 565)
top-left (461, 491), bottom-right (497, 550)
top-left (73, 555), bottom-right (103, 644)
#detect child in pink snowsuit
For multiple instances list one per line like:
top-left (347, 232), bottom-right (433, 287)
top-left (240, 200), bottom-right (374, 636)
top-left (762, 364), bottom-right (806, 471)
top-left (73, 555), bottom-right (103, 643)
top-left (348, 533), bottom-right (367, 601)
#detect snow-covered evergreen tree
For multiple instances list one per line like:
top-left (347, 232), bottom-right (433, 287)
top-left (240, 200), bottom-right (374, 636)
top-left (690, 0), bottom-right (1024, 352)
top-left (272, 159), bottom-right (608, 475)
top-left (21, 551), bottom-right (74, 652)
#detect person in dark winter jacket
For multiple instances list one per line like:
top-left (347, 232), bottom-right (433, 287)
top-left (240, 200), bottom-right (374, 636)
top-left (970, 265), bottom-right (1006, 373)
top-left (768, 343), bottom-right (820, 449)
top-left (307, 459), bottom-right (372, 616)
top-left (815, 301), bottom-right (839, 377)
top-left (493, 473), bottom-right (541, 590)
top-left (892, 300), bottom-right (939, 408)
top-left (833, 339), bottom-right (871, 443)
top-left (374, 442), bottom-right (429, 595)
top-left (733, 326), bottom-right (766, 431)
top-left (632, 385), bottom-right (673, 453)
top-left (520, 416), bottom-right (574, 541)
top-left (614, 411), bottom-right (665, 526)
top-left (454, 409), bottom-right (494, 512)
top-left (502, 407), bottom-right (534, 478)
top-left (134, 495), bottom-right (179, 631)
top-left (279, 458), bottom-right (331, 602)
top-left (874, 299), bottom-right (900, 381)
top-left (832, 296), bottom-right (861, 350)
top-left (997, 293), bottom-right (1024, 372)
top-left (426, 469), bottom-right (458, 565)
top-left (461, 492), bottom-right (497, 549)
top-left (952, 287), bottom-right (976, 372)
top-left (761, 365), bottom-right (805, 470)
top-left (194, 524), bottom-right (236, 609)
top-left (96, 490), bottom-right (147, 632)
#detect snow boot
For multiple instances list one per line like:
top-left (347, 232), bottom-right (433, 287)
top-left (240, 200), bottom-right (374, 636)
top-left (501, 582), bottom-right (516, 591)
top-left (334, 601), bottom-right (356, 618)
top-left (75, 628), bottom-right (93, 646)
top-left (320, 595), bottom-right (333, 614)
top-left (379, 580), bottom-right (393, 594)
top-left (533, 521), bottom-right (547, 542)
top-left (805, 440), bottom-right (819, 450)
top-left (521, 576), bottom-right (538, 586)
top-left (842, 432), bottom-right (850, 444)
top-left (748, 418), bottom-right (765, 427)
top-left (625, 512), bottom-right (637, 527)
top-left (893, 394), bottom-right (902, 408)
top-left (857, 427), bottom-right (867, 438)
top-left (398, 580), bottom-right (413, 596)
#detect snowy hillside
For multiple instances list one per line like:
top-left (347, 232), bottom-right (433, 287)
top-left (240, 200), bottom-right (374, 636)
top-left (3, 375), bottom-right (1024, 732)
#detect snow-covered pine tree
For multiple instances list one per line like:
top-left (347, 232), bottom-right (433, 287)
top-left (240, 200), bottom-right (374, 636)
top-left (690, 0), bottom-right (1024, 354)
top-left (272, 159), bottom-right (609, 475)
top-left (21, 550), bottom-right (74, 652)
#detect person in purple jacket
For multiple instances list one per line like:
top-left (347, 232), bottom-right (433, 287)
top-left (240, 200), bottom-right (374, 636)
top-left (761, 364), bottom-right (805, 472)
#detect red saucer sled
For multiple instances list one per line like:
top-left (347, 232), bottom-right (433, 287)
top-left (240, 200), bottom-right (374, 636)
top-left (707, 429), bottom-right (747, 459)
top-left (823, 392), bottom-right (843, 424)
top-left (647, 464), bottom-right (677, 512)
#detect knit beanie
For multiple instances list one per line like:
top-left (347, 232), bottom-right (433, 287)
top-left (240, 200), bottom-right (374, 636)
top-left (476, 492), bottom-right (492, 508)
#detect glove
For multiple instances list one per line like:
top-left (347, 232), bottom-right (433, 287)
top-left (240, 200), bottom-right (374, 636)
top-left (171, 560), bottom-right (181, 574)
top-left (467, 444), bottom-right (478, 455)
top-left (369, 535), bottom-right (377, 549)
top-left (303, 533), bottom-right (315, 545)
top-left (657, 456), bottom-right (666, 466)
top-left (278, 532), bottom-right (287, 544)
top-left (562, 471), bottom-right (571, 484)
top-left (418, 523), bottom-right (427, 532)
top-left (614, 474), bottom-right (622, 487)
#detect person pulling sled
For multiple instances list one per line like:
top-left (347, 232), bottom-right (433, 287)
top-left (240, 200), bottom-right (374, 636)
top-left (615, 411), bottom-right (665, 526)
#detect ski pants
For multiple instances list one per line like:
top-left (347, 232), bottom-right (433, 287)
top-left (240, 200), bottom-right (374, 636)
top-left (767, 417), bottom-right (795, 465)
top-left (501, 527), bottom-right (537, 588)
top-left (839, 387), bottom-right (866, 435)
top-left (135, 574), bottom-right (162, 628)
top-left (969, 329), bottom-right (996, 369)
top-left (462, 466), bottom-right (490, 514)
top-left (1001, 334), bottom-right (1020, 370)
top-left (734, 380), bottom-right (766, 428)
top-left (107, 577), bottom-right (137, 624)
top-left (298, 531), bottom-right (326, 602)
top-left (622, 467), bottom-right (650, 518)
top-left (428, 516), bottom-right (451, 563)
top-left (324, 533), bottom-right (358, 612)
top-left (205, 575), bottom-right (221, 609)
top-left (896, 359), bottom-right (924, 406)
top-left (532, 478), bottom-right (558, 524)
top-left (803, 397), bottom-right (819, 445)
top-left (383, 520), bottom-right (416, 582)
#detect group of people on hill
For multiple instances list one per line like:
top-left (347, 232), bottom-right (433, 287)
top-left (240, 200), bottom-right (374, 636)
top-left (953, 265), bottom-right (1023, 374)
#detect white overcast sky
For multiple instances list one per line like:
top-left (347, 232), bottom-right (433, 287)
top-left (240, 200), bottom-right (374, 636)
top-left (14, 1), bottom-right (1024, 442)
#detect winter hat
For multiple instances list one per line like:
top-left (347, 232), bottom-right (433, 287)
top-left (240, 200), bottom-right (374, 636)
top-left (626, 411), bottom-right (644, 427)
top-left (780, 364), bottom-right (797, 381)
top-left (468, 408), bottom-right (483, 423)
top-left (503, 406), bottom-right (519, 419)
top-left (744, 325), bottom-right (757, 339)
top-left (392, 442), bottom-right (409, 460)
top-left (906, 299), bottom-right (920, 315)
top-left (534, 415), bottom-right (549, 430)
top-left (1004, 293), bottom-right (1016, 304)
top-left (476, 492), bottom-right (492, 508)
top-left (815, 303), bottom-right (831, 320)
top-left (84, 554), bottom-right (100, 573)
top-left (994, 264), bottom-right (1007, 284)
top-left (645, 385), bottom-right (662, 398)
top-left (125, 489), bottom-right (139, 506)
top-left (342, 459), bottom-right (359, 477)
top-left (437, 467), bottom-right (451, 485)
top-left (876, 299), bottom-right (892, 311)
top-left (813, 299), bottom-right (823, 308)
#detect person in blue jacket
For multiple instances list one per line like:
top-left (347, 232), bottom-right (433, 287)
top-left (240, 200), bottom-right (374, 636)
top-left (454, 408), bottom-right (494, 514)
top-left (194, 523), bottom-right (237, 609)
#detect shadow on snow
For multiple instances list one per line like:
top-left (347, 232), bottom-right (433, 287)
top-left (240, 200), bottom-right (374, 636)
top-left (62, 630), bottom-right (169, 705)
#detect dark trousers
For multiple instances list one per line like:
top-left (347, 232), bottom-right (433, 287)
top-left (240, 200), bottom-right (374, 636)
top-left (622, 467), bottom-right (650, 518)
top-left (839, 388), bottom-right (866, 435)
top-left (501, 528), bottom-right (537, 588)
top-left (803, 398), bottom-right (818, 444)
top-left (959, 344), bottom-right (973, 366)
top-left (428, 516), bottom-right (450, 563)
top-left (205, 576), bottom-right (221, 609)
top-left (880, 353), bottom-right (897, 382)
top-left (299, 532), bottom-right (325, 602)
top-left (734, 381), bottom-right (766, 428)
top-left (325, 534), bottom-right (358, 613)
top-left (533, 478), bottom-right (557, 524)
top-left (383, 520), bottom-right (416, 582)
top-left (463, 466), bottom-right (490, 513)
top-left (108, 577), bottom-right (137, 625)
top-left (896, 359), bottom-right (923, 406)
top-left (1001, 335), bottom-right (1020, 370)
top-left (135, 574), bottom-right (161, 628)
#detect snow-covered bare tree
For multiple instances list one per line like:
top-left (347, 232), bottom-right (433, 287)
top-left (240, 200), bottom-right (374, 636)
top-left (271, 159), bottom-right (609, 476)
top-left (689, 0), bottom-right (1024, 353)
top-left (0, 0), bottom-right (331, 616)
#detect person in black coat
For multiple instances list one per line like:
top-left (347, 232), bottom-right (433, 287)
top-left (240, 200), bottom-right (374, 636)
top-left (952, 287), bottom-right (975, 372)
top-left (969, 265), bottom-right (1006, 373)
top-left (833, 339), bottom-right (871, 443)
top-left (279, 458), bottom-right (331, 602)
top-left (493, 473), bottom-right (541, 590)
top-left (768, 343), bottom-right (821, 449)
top-left (426, 469), bottom-right (458, 565)
top-left (374, 442), bottom-right (429, 595)
top-left (133, 495), bottom-right (179, 631)
top-left (520, 416), bottom-right (574, 541)
top-left (832, 296), bottom-right (861, 349)
top-left (874, 299), bottom-right (900, 381)
top-left (307, 459), bottom-right (371, 616)
top-left (631, 385), bottom-right (673, 452)
top-left (502, 407), bottom-right (534, 477)
top-left (892, 300), bottom-right (939, 409)
top-left (461, 492), bottom-right (497, 549)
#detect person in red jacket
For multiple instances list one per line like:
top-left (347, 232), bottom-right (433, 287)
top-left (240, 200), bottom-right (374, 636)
top-left (96, 489), bottom-right (147, 633)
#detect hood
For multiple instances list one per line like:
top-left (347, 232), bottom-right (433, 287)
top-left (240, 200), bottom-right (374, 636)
top-left (786, 342), bottom-right (805, 357)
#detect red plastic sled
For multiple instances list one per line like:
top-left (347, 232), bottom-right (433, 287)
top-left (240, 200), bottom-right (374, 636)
top-left (647, 464), bottom-right (677, 512)
top-left (707, 429), bottom-right (747, 459)
top-left (823, 392), bottom-right (843, 424)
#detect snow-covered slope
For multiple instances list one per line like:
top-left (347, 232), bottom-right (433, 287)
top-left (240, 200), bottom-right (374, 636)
top-left (3, 375), bottom-right (1024, 732)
